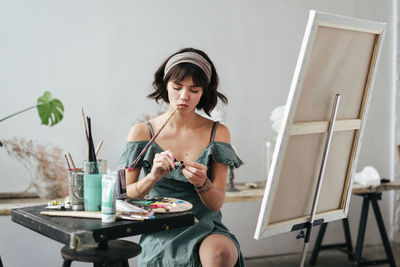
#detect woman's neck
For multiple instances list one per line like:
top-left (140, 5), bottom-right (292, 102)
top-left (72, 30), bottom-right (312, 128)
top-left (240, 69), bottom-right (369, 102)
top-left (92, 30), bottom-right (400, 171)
top-left (165, 107), bottom-right (200, 130)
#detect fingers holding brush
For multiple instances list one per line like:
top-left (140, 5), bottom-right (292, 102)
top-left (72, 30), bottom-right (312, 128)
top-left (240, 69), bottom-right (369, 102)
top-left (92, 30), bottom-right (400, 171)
top-left (149, 151), bottom-right (175, 181)
top-left (127, 107), bottom-right (179, 172)
top-left (160, 150), bottom-right (176, 169)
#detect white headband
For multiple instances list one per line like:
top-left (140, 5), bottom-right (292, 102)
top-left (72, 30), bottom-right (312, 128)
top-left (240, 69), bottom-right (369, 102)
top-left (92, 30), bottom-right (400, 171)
top-left (163, 51), bottom-right (212, 84)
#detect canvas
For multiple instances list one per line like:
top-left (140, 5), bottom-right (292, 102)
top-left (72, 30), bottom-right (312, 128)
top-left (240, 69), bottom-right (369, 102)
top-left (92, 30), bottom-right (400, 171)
top-left (254, 10), bottom-right (386, 240)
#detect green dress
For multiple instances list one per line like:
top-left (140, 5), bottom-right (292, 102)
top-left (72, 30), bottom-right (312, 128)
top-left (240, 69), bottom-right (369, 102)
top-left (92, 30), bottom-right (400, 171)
top-left (118, 121), bottom-right (244, 267)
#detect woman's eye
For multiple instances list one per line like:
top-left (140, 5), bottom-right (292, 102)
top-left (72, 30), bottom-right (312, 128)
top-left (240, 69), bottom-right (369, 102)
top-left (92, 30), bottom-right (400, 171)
top-left (173, 87), bottom-right (181, 90)
top-left (191, 90), bottom-right (200, 93)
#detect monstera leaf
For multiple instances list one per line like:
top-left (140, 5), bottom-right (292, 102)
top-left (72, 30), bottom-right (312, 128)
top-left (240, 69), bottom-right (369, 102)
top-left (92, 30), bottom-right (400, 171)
top-left (36, 91), bottom-right (64, 126)
top-left (0, 91), bottom-right (64, 146)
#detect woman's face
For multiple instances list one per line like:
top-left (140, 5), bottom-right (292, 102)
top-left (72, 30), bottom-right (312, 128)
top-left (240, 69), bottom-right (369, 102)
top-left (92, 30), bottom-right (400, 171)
top-left (167, 75), bottom-right (203, 112)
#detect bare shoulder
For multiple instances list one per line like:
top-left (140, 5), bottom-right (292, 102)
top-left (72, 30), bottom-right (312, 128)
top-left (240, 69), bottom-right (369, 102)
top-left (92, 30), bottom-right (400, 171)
top-left (126, 122), bottom-right (151, 142)
top-left (214, 122), bottom-right (231, 143)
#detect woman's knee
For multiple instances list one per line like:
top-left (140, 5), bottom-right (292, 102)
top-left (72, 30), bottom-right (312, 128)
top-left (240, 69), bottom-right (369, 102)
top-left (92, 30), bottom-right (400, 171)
top-left (199, 235), bottom-right (238, 267)
top-left (210, 244), bottom-right (235, 263)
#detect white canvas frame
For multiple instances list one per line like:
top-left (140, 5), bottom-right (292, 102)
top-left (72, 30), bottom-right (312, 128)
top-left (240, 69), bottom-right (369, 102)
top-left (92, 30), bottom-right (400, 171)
top-left (254, 10), bottom-right (386, 240)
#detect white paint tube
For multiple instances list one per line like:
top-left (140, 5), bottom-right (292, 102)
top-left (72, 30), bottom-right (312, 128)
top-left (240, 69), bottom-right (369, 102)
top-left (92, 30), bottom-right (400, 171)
top-left (101, 172), bottom-right (117, 223)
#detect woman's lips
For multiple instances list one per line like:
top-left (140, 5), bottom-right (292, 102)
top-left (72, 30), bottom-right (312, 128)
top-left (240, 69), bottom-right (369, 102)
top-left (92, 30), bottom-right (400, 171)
top-left (178, 104), bottom-right (188, 109)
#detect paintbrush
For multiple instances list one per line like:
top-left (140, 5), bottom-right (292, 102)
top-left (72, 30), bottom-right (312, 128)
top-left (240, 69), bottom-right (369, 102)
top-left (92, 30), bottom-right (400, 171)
top-left (81, 108), bottom-right (90, 161)
top-left (127, 105), bottom-right (179, 172)
top-left (68, 152), bottom-right (76, 170)
top-left (64, 154), bottom-right (72, 170)
top-left (86, 116), bottom-right (99, 174)
top-left (86, 117), bottom-right (97, 163)
top-left (95, 139), bottom-right (103, 157)
top-left (81, 108), bottom-right (89, 141)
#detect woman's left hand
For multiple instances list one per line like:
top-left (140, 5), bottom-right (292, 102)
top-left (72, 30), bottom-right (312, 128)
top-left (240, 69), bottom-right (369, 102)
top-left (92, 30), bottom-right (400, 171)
top-left (181, 161), bottom-right (208, 187)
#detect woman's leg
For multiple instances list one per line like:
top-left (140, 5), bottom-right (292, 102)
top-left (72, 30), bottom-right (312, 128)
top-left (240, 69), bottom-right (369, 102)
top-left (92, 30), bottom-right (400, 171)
top-left (199, 233), bottom-right (239, 267)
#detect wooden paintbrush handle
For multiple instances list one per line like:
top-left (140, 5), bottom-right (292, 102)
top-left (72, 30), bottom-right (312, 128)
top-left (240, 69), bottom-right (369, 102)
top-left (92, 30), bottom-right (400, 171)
top-left (127, 106), bottom-right (178, 172)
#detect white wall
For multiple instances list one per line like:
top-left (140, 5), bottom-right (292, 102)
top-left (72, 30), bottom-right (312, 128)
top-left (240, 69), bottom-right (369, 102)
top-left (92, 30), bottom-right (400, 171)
top-left (394, 0), bottom-right (400, 244)
top-left (0, 0), bottom-right (396, 266)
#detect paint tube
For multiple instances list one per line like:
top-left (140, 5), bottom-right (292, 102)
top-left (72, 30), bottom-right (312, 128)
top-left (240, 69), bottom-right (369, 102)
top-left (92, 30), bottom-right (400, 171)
top-left (101, 171), bottom-right (117, 223)
top-left (116, 164), bottom-right (127, 200)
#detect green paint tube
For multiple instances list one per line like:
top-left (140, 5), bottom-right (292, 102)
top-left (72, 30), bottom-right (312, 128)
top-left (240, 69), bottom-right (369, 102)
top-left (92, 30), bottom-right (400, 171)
top-left (101, 172), bottom-right (116, 223)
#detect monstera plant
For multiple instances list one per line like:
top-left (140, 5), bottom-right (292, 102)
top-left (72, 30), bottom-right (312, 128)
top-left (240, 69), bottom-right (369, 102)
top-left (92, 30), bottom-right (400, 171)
top-left (0, 91), bottom-right (64, 146)
top-left (1, 91), bottom-right (66, 198)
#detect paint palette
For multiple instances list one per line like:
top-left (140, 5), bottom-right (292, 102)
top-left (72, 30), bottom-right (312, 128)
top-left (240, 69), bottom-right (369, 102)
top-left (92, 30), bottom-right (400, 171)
top-left (127, 197), bottom-right (193, 213)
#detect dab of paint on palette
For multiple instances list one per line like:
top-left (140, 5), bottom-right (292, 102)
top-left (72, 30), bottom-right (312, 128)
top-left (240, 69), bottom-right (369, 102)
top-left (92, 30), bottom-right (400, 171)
top-left (128, 197), bottom-right (192, 213)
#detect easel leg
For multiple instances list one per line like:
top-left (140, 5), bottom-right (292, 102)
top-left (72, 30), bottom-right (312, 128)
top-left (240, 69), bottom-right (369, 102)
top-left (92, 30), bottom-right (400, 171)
top-left (371, 197), bottom-right (396, 267)
top-left (353, 195), bottom-right (370, 267)
top-left (342, 218), bottom-right (353, 260)
top-left (309, 223), bottom-right (328, 265)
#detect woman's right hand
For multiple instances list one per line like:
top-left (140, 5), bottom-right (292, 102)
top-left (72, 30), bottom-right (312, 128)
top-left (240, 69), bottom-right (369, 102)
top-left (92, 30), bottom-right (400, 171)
top-left (148, 150), bottom-right (175, 182)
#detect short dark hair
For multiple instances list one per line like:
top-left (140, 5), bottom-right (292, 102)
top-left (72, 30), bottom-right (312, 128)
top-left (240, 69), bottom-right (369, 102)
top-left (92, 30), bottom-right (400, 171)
top-left (148, 47), bottom-right (227, 116)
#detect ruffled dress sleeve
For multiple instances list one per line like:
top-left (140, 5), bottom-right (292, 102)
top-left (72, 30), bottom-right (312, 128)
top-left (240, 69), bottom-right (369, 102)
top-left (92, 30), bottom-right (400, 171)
top-left (117, 141), bottom-right (163, 175)
top-left (117, 141), bottom-right (148, 168)
top-left (202, 142), bottom-right (244, 168)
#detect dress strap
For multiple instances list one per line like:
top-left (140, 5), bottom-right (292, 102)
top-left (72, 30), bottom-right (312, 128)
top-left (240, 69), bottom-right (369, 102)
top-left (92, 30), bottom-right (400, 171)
top-left (210, 121), bottom-right (219, 143)
top-left (144, 120), bottom-right (154, 138)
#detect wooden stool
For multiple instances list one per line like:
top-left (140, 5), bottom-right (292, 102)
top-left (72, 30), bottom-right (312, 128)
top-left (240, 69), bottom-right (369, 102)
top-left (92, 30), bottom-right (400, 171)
top-left (61, 240), bottom-right (141, 267)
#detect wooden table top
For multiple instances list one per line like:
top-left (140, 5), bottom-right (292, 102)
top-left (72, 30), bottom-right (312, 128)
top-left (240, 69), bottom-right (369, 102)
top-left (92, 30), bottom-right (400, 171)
top-left (11, 204), bottom-right (194, 249)
top-left (224, 181), bottom-right (400, 203)
top-left (351, 181), bottom-right (400, 194)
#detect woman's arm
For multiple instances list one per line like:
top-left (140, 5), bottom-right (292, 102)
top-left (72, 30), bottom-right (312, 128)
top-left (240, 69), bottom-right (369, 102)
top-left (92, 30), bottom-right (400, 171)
top-left (182, 123), bottom-right (231, 211)
top-left (126, 166), bottom-right (156, 198)
top-left (125, 123), bottom-right (175, 198)
top-left (182, 161), bottom-right (227, 211)
top-left (126, 151), bottom-right (175, 198)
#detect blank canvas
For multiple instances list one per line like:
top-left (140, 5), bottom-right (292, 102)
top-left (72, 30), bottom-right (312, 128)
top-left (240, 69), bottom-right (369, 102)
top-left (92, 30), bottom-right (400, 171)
top-left (255, 10), bottom-right (386, 239)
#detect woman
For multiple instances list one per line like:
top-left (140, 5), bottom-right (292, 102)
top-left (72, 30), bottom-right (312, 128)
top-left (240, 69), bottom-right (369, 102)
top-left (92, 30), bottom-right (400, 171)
top-left (118, 48), bottom-right (244, 267)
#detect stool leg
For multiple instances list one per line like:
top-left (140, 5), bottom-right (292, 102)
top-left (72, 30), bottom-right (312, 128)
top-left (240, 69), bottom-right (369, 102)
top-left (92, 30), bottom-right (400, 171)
top-left (309, 223), bottom-right (328, 265)
top-left (353, 195), bottom-right (370, 267)
top-left (62, 259), bottom-right (72, 267)
top-left (371, 198), bottom-right (396, 267)
top-left (92, 261), bottom-right (126, 267)
top-left (342, 218), bottom-right (353, 260)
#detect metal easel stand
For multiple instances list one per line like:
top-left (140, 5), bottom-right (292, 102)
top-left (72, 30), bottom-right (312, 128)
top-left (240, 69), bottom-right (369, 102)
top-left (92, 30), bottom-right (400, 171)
top-left (297, 94), bottom-right (341, 267)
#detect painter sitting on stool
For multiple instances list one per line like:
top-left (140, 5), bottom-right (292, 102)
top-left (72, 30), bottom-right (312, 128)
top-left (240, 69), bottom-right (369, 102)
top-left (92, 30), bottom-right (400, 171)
top-left (118, 48), bottom-right (244, 267)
